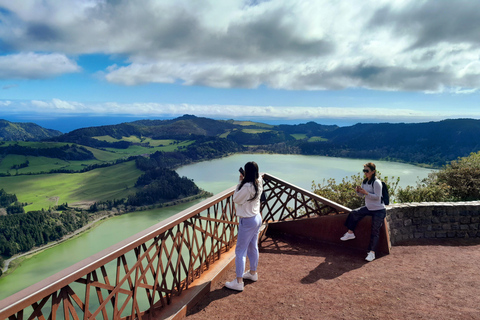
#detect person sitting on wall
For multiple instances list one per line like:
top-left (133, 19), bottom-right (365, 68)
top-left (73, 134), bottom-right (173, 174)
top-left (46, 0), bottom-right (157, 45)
top-left (340, 162), bottom-right (386, 262)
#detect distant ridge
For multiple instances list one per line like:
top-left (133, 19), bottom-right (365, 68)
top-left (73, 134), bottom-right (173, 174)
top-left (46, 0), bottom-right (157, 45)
top-left (0, 120), bottom-right (62, 141)
top-left (14, 115), bottom-right (480, 166)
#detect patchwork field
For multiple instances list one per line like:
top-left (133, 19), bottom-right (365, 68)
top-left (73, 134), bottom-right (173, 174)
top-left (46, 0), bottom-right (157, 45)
top-left (0, 161), bottom-right (142, 211)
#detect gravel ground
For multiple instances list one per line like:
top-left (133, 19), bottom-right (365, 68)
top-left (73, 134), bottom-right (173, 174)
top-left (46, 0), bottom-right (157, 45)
top-left (186, 235), bottom-right (480, 320)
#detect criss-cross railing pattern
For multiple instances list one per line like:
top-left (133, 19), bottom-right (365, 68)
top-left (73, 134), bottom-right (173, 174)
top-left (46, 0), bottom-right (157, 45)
top-left (261, 174), bottom-right (350, 221)
top-left (0, 174), bottom-right (348, 320)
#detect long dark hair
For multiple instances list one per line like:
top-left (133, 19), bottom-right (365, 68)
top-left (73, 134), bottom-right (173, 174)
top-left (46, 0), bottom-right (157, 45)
top-left (237, 161), bottom-right (260, 201)
top-left (362, 162), bottom-right (377, 185)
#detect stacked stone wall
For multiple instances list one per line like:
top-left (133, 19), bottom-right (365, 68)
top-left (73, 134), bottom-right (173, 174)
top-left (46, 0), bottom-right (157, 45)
top-left (386, 201), bottom-right (480, 245)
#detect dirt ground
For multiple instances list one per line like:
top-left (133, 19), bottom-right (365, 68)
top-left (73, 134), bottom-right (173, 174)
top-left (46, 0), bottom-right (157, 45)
top-left (186, 235), bottom-right (480, 320)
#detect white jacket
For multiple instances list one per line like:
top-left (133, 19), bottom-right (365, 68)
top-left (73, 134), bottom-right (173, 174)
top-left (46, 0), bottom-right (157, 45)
top-left (233, 177), bottom-right (263, 218)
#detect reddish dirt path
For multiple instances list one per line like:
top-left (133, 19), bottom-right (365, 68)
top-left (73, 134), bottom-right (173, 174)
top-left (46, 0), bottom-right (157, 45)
top-left (186, 235), bottom-right (480, 320)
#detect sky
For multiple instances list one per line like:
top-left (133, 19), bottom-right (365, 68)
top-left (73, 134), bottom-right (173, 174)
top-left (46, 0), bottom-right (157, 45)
top-left (1, 0), bottom-right (480, 132)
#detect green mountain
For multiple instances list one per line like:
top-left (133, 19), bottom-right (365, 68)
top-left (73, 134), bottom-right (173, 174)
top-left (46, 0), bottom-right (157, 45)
top-left (0, 120), bottom-right (62, 141)
top-left (299, 119), bottom-right (480, 166)
top-left (44, 115), bottom-right (480, 167)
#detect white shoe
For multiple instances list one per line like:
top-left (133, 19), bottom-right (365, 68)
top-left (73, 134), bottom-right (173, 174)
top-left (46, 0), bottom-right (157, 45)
top-left (365, 251), bottom-right (375, 262)
top-left (225, 279), bottom-right (244, 291)
top-left (243, 270), bottom-right (258, 282)
top-left (340, 232), bottom-right (356, 241)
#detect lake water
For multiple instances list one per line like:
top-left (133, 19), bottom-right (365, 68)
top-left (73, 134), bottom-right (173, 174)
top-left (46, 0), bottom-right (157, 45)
top-left (0, 154), bottom-right (434, 300)
top-left (176, 154), bottom-right (434, 194)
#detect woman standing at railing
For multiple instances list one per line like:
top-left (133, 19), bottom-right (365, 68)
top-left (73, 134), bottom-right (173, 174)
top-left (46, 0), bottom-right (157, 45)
top-left (225, 161), bottom-right (263, 292)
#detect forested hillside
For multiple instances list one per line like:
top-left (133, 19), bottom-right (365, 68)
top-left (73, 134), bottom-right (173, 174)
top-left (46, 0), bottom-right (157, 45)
top-left (0, 120), bottom-right (61, 141)
top-left (298, 119), bottom-right (480, 166)
top-left (42, 115), bottom-right (480, 167)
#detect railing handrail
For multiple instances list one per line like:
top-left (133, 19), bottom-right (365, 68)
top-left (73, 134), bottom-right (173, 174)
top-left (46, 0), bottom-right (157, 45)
top-left (0, 174), bottom-right (349, 320)
top-left (0, 186), bottom-right (237, 317)
top-left (262, 173), bottom-right (351, 214)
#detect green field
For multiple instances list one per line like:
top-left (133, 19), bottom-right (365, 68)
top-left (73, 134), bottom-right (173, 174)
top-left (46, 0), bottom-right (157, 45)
top-left (0, 161), bottom-right (142, 211)
top-left (102, 140), bottom-right (195, 155)
top-left (0, 153), bottom-right (119, 175)
top-left (308, 136), bottom-right (328, 142)
top-left (0, 141), bottom-right (69, 148)
top-left (291, 134), bottom-right (308, 140)
top-left (92, 135), bottom-right (193, 149)
top-left (242, 129), bottom-right (271, 134)
top-left (231, 121), bottom-right (274, 128)
top-left (0, 140), bottom-right (198, 175)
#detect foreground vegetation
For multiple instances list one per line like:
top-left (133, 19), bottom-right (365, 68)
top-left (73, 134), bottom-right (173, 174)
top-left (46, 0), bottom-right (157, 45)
top-left (312, 151), bottom-right (480, 208)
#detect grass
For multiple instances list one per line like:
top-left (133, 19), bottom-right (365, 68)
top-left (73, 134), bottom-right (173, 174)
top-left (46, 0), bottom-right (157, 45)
top-left (92, 135), bottom-right (121, 143)
top-left (0, 138), bottom-right (194, 211)
top-left (0, 161), bottom-right (142, 211)
top-left (230, 121), bottom-right (274, 128)
top-left (141, 138), bottom-right (175, 147)
top-left (308, 136), bottom-right (328, 142)
top-left (291, 134), bottom-right (308, 140)
top-left (0, 154), bottom-right (121, 175)
top-left (0, 155), bottom-right (28, 174)
top-left (0, 141), bottom-right (69, 148)
top-left (0, 140), bottom-right (198, 174)
top-left (102, 140), bottom-right (195, 155)
top-left (242, 129), bottom-right (271, 134)
top-left (92, 135), bottom-right (189, 148)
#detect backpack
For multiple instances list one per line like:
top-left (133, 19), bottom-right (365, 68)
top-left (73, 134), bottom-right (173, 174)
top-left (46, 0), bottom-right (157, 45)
top-left (380, 181), bottom-right (390, 205)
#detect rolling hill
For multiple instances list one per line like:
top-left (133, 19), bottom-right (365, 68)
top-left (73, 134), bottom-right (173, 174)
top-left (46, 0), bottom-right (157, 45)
top-left (4, 115), bottom-right (480, 167)
top-left (0, 120), bottom-right (62, 141)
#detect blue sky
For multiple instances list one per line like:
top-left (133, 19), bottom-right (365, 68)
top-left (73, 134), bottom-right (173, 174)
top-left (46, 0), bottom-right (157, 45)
top-left (1, 0), bottom-right (480, 132)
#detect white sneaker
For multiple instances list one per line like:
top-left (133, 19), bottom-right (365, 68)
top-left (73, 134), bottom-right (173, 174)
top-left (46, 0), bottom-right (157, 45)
top-left (243, 270), bottom-right (258, 282)
top-left (365, 251), bottom-right (375, 262)
top-left (225, 279), bottom-right (244, 291)
top-left (340, 232), bottom-right (356, 241)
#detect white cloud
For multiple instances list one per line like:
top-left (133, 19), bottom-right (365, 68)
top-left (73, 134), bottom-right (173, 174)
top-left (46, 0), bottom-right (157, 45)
top-left (0, 53), bottom-right (80, 79)
top-left (1, 0), bottom-right (480, 92)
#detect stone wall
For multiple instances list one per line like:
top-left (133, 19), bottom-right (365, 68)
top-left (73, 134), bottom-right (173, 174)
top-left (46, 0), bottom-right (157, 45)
top-left (386, 201), bottom-right (480, 245)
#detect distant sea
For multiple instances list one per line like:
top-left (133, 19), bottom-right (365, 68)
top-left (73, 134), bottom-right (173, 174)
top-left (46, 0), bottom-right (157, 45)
top-left (2, 115), bottom-right (171, 133)
top-left (2, 114), bottom-right (359, 133)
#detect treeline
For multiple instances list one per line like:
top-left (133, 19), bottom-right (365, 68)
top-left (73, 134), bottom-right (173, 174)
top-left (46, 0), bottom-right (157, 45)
top-left (89, 168), bottom-right (201, 209)
top-left (0, 189), bottom-right (25, 215)
top-left (90, 137), bottom-right (242, 212)
top-left (1, 156), bottom-right (138, 177)
top-left (127, 168), bottom-right (199, 206)
top-left (226, 130), bottom-right (294, 145)
top-left (48, 156), bottom-right (138, 174)
top-left (136, 137), bottom-right (244, 170)
top-left (0, 208), bottom-right (88, 256)
top-left (295, 119), bottom-right (480, 167)
top-left (51, 135), bottom-right (131, 149)
top-left (0, 144), bottom-right (94, 161)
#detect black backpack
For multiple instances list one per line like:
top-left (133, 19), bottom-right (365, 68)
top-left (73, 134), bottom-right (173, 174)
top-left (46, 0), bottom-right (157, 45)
top-left (380, 181), bottom-right (390, 205)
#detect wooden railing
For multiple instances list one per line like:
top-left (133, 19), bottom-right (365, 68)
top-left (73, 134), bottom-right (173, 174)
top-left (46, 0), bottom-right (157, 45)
top-left (0, 174), bottom-right (349, 320)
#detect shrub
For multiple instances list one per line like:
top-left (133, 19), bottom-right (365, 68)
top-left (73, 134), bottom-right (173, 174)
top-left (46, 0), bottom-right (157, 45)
top-left (312, 172), bottom-right (399, 209)
top-left (395, 174), bottom-right (451, 203)
top-left (435, 151), bottom-right (480, 201)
